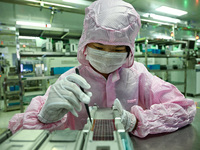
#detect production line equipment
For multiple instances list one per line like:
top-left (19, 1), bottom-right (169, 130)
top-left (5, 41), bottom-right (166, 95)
top-left (0, 105), bottom-right (134, 150)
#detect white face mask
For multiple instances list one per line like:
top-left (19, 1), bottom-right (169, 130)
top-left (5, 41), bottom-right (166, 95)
top-left (86, 46), bottom-right (127, 74)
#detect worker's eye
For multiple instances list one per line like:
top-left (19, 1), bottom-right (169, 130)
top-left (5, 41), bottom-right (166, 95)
top-left (113, 49), bottom-right (126, 52)
top-left (94, 46), bottom-right (103, 50)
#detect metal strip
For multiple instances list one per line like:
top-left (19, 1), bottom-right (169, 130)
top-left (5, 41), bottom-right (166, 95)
top-left (16, 28), bottom-right (24, 113)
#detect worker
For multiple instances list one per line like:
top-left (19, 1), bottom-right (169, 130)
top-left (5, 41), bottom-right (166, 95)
top-left (9, 0), bottom-right (196, 138)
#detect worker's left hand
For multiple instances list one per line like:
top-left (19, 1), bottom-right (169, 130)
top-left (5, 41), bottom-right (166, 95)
top-left (114, 98), bottom-right (137, 132)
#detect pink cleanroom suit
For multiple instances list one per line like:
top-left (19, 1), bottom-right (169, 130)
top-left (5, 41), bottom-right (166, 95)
top-left (9, 0), bottom-right (196, 138)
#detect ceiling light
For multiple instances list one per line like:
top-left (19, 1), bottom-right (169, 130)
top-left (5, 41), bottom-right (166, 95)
top-left (154, 35), bottom-right (172, 40)
top-left (25, 0), bottom-right (75, 9)
top-left (143, 13), bottom-right (181, 23)
top-left (151, 14), bottom-right (181, 23)
top-left (143, 13), bottom-right (150, 18)
top-left (156, 6), bottom-right (187, 16)
top-left (63, 0), bottom-right (92, 6)
top-left (16, 21), bottom-right (51, 28)
top-left (19, 36), bottom-right (40, 39)
top-left (141, 18), bottom-right (173, 26)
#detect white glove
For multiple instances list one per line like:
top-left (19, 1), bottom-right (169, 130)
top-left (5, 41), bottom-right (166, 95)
top-left (38, 73), bottom-right (92, 123)
top-left (114, 98), bottom-right (137, 132)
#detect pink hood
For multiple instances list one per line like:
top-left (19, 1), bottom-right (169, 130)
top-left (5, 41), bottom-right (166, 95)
top-left (77, 0), bottom-right (141, 68)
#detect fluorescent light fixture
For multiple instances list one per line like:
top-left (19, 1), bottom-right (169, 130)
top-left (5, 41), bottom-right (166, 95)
top-left (25, 0), bottom-right (75, 9)
top-left (118, 129), bottom-right (125, 132)
top-left (197, 40), bottom-right (200, 42)
top-left (63, 0), bottom-right (92, 6)
top-left (151, 14), bottom-right (181, 23)
top-left (143, 13), bottom-right (150, 18)
top-left (40, 2), bottom-right (44, 6)
top-left (16, 21), bottom-right (51, 28)
top-left (156, 6), bottom-right (187, 16)
top-left (155, 35), bottom-right (172, 40)
top-left (143, 13), bottom-right (181, 23)
top-left (19, 36), bottom-right (40, 39)
top-left (141, 18), bottom-right (173, 26)
top-left (115, 117), bottom-right (121, 120)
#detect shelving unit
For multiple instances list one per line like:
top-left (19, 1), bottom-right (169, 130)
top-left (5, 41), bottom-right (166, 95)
top-left (19, 52), bottom-right (78, 104)
top-left (3, 76), bottom-right (23, 111)
top-left (135, 38), bottom-right (188, 96)
top-left (12, 26), bottom-right (78, 108)
top-left (22, 75), bottom-right (58, 97)
top-left (0, 26), bottom-right (24, 112)
top-left (0, 53), bottom-right (10, 99)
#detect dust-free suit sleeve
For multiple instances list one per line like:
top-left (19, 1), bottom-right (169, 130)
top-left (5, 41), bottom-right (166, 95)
top-left (8, 69), bottom-right (75, 134)
top-left (131, 63), bottom-right (196, 138)
top-left (8, 87), bottom-right (68, 133)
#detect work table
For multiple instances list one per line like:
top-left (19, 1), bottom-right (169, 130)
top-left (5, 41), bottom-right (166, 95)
top-left (131, 105), bottom-right (200, 150)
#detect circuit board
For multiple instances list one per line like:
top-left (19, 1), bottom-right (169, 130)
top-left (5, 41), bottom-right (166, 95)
top-left (92, 119), bottom-right (116, 141)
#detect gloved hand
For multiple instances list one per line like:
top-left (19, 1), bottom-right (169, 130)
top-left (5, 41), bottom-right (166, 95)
top-left (38, 73), bottom-right (92, 123)
top-left (114, 98), bottom-right (137, 132)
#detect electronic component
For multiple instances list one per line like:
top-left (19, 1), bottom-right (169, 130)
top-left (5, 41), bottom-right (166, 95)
top-left (0, 106), bottom-right (134, 150)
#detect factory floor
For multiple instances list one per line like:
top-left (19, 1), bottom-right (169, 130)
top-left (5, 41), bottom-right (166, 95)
top-left (0, 96), bottom-right (200, 130)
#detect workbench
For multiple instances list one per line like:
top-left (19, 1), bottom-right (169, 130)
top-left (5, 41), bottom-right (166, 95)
top-left (131, 105), bottom-right (200, 150)
top-left (1, 105), bottom-right (199, 150)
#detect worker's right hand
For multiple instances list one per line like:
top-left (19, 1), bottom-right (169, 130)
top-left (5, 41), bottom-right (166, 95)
top-left (38, 73), bottom-right (92, 123)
